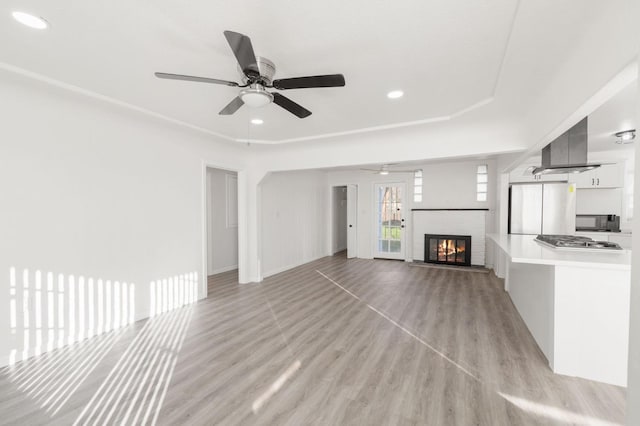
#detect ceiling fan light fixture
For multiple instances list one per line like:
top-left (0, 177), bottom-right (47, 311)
top-left (387, 90), bottom-right (404, 99)
top-left (12, 11), bottom-right (48, 29)
top-left (239, 86), bottom-right (273, 108)
top-left (614, 129), bottom-right (635, 144)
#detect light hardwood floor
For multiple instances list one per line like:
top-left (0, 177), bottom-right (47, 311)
top-left (0, 253), bottom-right (626, 425)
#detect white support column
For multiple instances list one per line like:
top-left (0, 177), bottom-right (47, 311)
top-left (237, 168), bottom-right (267, 284)
top-left (627, 51), bottom-right (640, 425)
top-left (497, 172), bottom-right (510, 235)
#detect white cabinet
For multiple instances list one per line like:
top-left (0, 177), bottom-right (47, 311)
top-left (571, 164), bottom-right (623, 189)
top-left (510, 165), bottom-right (568, 183)
top-left (609, 234), bottom-right (632, 250)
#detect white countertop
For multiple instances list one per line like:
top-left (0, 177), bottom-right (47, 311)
top-left (575, 230), bottom-right (632, 235)
top-left (488, 234), bottom-right (631, 270)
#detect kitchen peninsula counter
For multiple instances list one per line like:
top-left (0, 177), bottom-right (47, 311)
top-left (488, 233), bottom-right (631, 270)
top-left (488, 233), bottom-right (631, 387)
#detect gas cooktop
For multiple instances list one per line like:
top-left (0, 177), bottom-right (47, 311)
top-left (535, 234), bottom-right (623, 250)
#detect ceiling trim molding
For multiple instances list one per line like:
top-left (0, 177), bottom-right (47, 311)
top-left (1, 61), bottom-right (497, 146)
top-left (238, 97), bottom-right (495, 145)
top-left (491, 0), bottom-right (522, 95)
top-left (0, 61), bottom-right (236, 143)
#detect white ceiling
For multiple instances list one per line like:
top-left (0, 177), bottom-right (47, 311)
top-left (0, 0), bottom-right (634, 145)
top-left (515, 81), bottom-right (637, 168)
top-left (589, 81), bottom-right (637, 154)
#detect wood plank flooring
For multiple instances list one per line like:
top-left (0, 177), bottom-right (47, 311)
top-left (0, 253), bottom-right (626, 425)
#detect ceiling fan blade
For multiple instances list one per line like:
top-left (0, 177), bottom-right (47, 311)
top-left (223, 30), bottom-right (260, 78)
top-left (155, 72), bottom-right (239, 87)
top-left (272, 74), bottom-right (345, 90)
top-left (272, 93), bottom-right (312, 118)
top-left (219, 97), bottom-right (245, 115)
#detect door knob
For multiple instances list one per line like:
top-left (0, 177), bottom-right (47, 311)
top-left (349, 225), bottom-right (353, 228)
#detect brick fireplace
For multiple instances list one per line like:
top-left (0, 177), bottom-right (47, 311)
top-left (412, 209), bottom-right (487, 266)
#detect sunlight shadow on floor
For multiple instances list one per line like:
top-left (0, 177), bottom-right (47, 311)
top-left (498, 392), bottom-right (623, 426)
top-left (73, 305), bottom-right (192, 425)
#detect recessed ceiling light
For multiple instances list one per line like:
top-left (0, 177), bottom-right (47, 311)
top-left (614, 129), bottom-right (635, 144)
top-left (12, 11), bottom-right (49, 30)
top-left (250, 118), bottom-right (264, 125)
top-left (387, 90), bottom-right (404, 99)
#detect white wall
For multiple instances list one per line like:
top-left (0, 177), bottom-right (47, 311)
top-left (622, 157), bottom-right (635, 232)
top-left (415, 159), bottom-right (496, 210)
top-left (626, 50), bottom-right (640, 425)
top-left (327, 170), bottom-right (414, 260)
top-left (332, 186), bottom-right (348, 254)
top-left (327, 159), bottom-right (497, 263)
top-left (487, 153), bottom-right (520, 270)
top-left (206, 169), bottom-right (238, 275)
top-left (0, 70), bottom-right (247, 366)
top-left (260, 170), bottom-right (329, 277)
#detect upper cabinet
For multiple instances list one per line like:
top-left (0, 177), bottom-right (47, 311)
top-left (509, 164), bottom-right (567, 183)
top-left (570, 164), bottom-right (623, 188)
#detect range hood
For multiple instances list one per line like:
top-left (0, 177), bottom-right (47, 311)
top-left (532, 117), bottom-right (601, 175)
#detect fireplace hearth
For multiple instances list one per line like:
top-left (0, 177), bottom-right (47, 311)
top-left (424, 234), bottom-right (471, 266)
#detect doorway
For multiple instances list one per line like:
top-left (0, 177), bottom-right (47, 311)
top-left (331, 184), bottom-right (358, 259)
top-left (331, 186), bottom-right (348, 254)
top-left (373, 183), bottom-right (406, 260)
top-left (206, 167), bottom-right (239, 291)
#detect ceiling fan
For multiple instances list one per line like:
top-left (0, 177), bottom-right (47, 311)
top-left (155, 30), bottom-right (346, 119)
top-left (360, 164), bottom-right (417, 175)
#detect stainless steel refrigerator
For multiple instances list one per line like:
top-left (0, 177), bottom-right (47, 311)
top-left (509, 183), bottom-right (576, 235)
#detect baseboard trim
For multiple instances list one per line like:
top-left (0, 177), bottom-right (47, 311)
top-left (262, 254), bottom-right (326, 279)
top-left (208, 264), bottom-right (238, 276)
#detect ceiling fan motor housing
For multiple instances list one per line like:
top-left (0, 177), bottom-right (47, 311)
top-left (240, 56), bottom-right (276, 85)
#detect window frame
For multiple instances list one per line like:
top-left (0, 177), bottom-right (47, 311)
top-left (476, 165), bottom-right (488, 202)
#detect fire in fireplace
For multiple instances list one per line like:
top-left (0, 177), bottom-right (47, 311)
top-left (424, 234), bottom-right (471, 266)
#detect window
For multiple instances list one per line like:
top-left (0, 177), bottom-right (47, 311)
top-left (413, 170), bottom-right (423, 203)
top-left (476, 165), bottom-right (488, 202)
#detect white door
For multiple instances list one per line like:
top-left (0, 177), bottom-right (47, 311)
top-left (347, 184), bottom-right (358, 259)
top-left (374, 183), bottom-right (406, 260)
